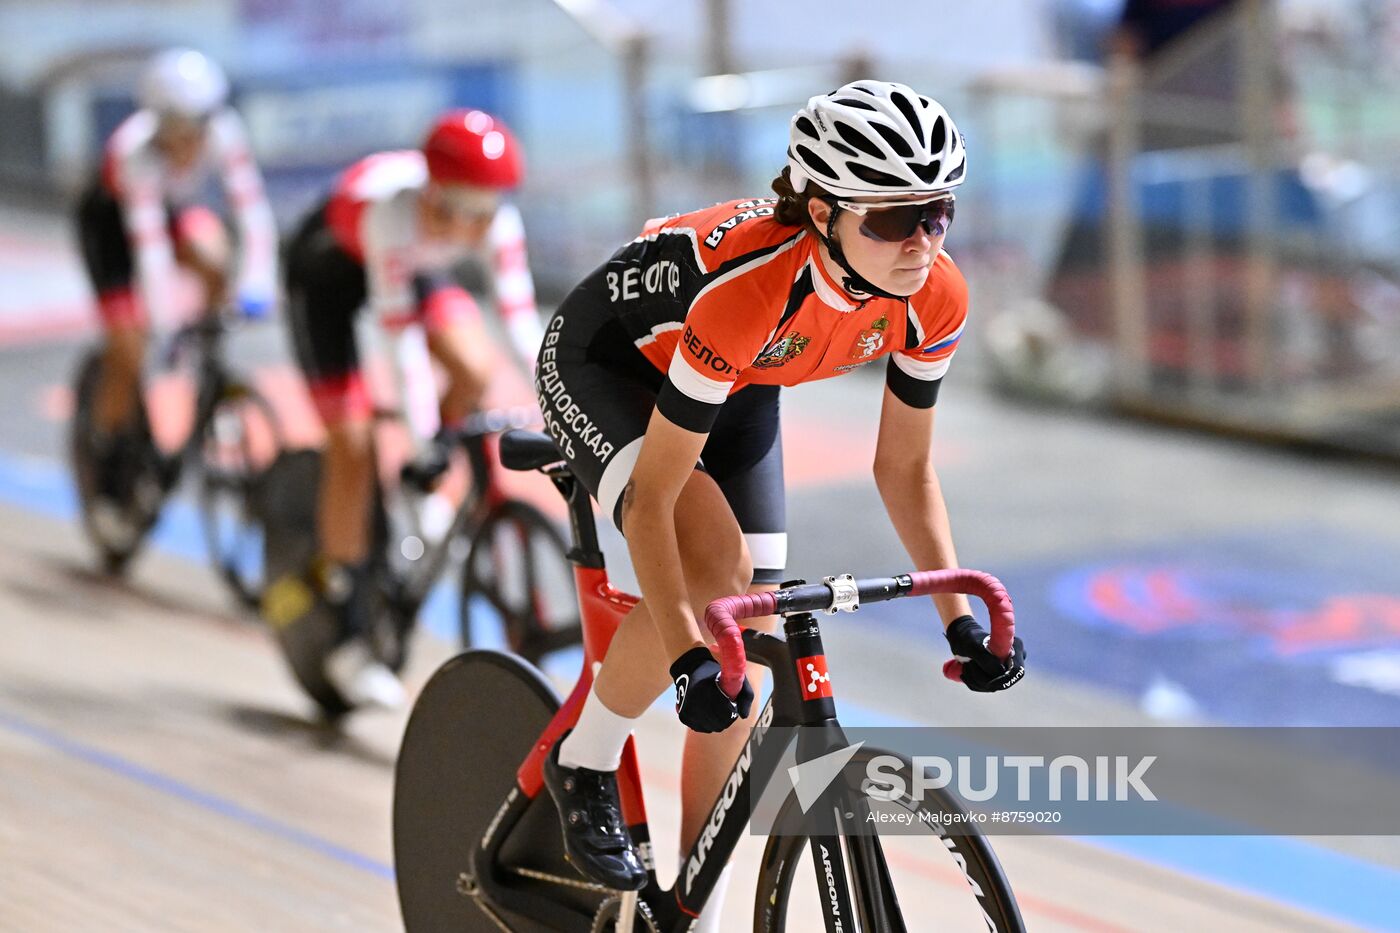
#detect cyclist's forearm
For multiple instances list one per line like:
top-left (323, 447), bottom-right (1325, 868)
top-left (622, 488), bottom-right (706, 659)
top-left (875, 461), bottom-right (974, 626)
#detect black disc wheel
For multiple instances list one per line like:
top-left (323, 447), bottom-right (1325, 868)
top-left (69, 348), bottom-right (161, 574)
top-left (259, 449), bottom-right (413, 720)
top-left (458, 500), bottom-right (580, 664)
top-left (257, 449), bottom-right (351, 720)
top-left (394, 650), bottom-right (592, 933)
top-left (198, 382), bottom-right (281, 608)
top-left (754, 747), bottom-right (1025, 932)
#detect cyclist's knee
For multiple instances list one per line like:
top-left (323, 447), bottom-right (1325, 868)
top-left (325, 420), bottom-right (373, 464)
top-left (430, 330), bottom-right (490, 389)
top-left (680, 529), bottom-right (752, 607)
top-left (103, 327), bottom-right (146, 375)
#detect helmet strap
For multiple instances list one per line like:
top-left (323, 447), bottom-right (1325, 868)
top-left (820, 207), bottom-right (905, 303)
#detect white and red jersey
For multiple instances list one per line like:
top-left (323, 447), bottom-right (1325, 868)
top-left (323, 149), bottom-right (543, 364)
top-left (101, 107), bottom-right (278, 326)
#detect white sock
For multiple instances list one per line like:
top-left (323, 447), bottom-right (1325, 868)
top-left (557, 684), bottom-right (637, 772)
top-left (692, 863), bottom-right (733, 933)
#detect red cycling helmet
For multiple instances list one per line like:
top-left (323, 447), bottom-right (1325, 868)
top-left (422, 109), bottom-right (523, 188)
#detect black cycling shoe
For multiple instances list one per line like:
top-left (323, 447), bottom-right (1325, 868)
top-left (399, 433), bottom-right (453, 492)
top-left (542, 732), bottom-right (647, 891)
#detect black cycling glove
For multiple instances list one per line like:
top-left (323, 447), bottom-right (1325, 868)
top-left (945, 615), bottom-right (1026, 693)
top-left (669, 646), bottom-right (755, 733)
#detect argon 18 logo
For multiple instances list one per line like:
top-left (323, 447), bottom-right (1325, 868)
top-left (797, 656), bottom-right (833, 699)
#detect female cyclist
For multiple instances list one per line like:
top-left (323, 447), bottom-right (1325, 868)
top-left (535, 81), bottom-right (1027, 923)
top-left (277, 110), bottom-right (544, 709)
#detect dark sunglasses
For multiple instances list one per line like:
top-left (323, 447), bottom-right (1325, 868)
top-left (834, 195), bottom-right (956, 243)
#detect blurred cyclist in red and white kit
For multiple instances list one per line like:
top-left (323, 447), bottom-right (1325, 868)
top-left (278, 109), bottom-right (544, 708)
top-left (75, 48), bottom-right (278, 502)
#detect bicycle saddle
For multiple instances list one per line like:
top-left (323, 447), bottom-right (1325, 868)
top-left (499, 429), bottom-right (564, 472)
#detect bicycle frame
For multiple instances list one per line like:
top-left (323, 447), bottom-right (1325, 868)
top-left (472, 465), bottom-right (911, 931)
top-left (155, 310), bottom-right (245, 480)
top-left (381, 413), bottom-right (535, 613)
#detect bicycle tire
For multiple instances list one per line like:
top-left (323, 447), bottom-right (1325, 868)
top-left (68, 348), bottom-right (160, 574)
top-left (258, 448), bottom-right (410, 719)
top-left (197, 381), bottom-right (282, 608)
top-left (394, 650), bottom-right (584, 933)
top-left (458, 499), bottom-right (581, 664)
top-left (257, 449), bottom-right (352, 719)
top-left (753, 746), bottom-right (1025, 933)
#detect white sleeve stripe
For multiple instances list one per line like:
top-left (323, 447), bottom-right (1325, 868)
top-left (667, 351), bottom-right (732, 404)
top-left (687, 233), bottom-right (803, 313)
top-left (634, 226), bottom-right (704, 269)
top-left (906, 306), bottom-right (927, 347)
top-left (633, 320), bottom-right (684, 349)
top-left (893, 351), bottom-right (953, 382)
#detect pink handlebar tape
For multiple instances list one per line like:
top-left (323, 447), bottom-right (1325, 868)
top-left (701, 570), bottom-right (1016, 697)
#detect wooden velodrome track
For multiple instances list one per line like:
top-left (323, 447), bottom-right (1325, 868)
top-left (0, 497), bottom-right (1365, 932)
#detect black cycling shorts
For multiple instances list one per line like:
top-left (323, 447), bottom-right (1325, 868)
top-left (283, 201), bottom-right (462, 421)
top-left (284, 203), bottom-right (372, 386)
top-left (536, 267), bottom-right (787, 584)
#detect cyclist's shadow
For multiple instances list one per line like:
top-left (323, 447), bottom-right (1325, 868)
top-left (39, 555), bottom-right (397, 768)
top-left (219, 702), bottom-right (398, 768)
top-left (41, 554), bottom-right (253, 630)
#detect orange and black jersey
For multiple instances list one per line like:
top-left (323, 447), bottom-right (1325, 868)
top-left (601, 198), bottom-right (968, 433)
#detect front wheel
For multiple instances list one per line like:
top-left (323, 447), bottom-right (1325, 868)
top-left (68, 348), bottom-right (161, 574)
top-left (198, 381), bottom-right (282, 608)
top-left (754, 747), bottom-right (1025, 932)
top-left (458, 499), bottom-right (580, 664)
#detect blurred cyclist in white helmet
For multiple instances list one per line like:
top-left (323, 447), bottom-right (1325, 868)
top-left (74, 48), bottom-right (278, 510)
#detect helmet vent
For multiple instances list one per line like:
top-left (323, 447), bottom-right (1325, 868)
top-left (945, 160), bottom-right (965, 182)
top-left (834, 121), bottom-right (883, 158)
top-left (795, 144), bottom-right (840, 180)
top-left (795, 116), bottom-right (821, 140)
top-left (828, 140), bottom-right (857, 157)
top-left (910, 160), bottom-right (942, 184)
top-left (890, 93), bottom-right (923, 142)
top-left (847, 162), bottom-right (904, 187)
top-left (871, 121), bottom-right (914, 158)
top-left (929, 116), bottom-right (946, 154)
top-left (835, 97), bottom-right (877, 111)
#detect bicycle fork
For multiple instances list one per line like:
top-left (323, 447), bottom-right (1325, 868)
top-left (785, 610), bottom-right (905, 933)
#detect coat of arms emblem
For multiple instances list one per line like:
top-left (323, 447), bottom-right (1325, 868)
top-left (850, 316), bottom-right (890, 360)
top-left (752, 332), bottom-right (811, 369)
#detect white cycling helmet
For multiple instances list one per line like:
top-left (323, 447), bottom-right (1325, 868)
top-left (788, 80), bottom-right (966, 198)
top-left (140, 48), bottom-right (229, 119)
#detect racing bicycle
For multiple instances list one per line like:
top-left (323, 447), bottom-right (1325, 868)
top-left (393, 429), bottom-right (1026, 931)
top-left (69, 304), bottom-right (281, 605)
top-left (260, 409), bottom-right (580, 720)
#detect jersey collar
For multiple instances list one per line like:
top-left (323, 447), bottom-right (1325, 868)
top-left (806, 245), bottom-right (858, 312)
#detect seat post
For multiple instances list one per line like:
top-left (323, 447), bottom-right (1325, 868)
top-left (549, 467), bottom-right (605, 569)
